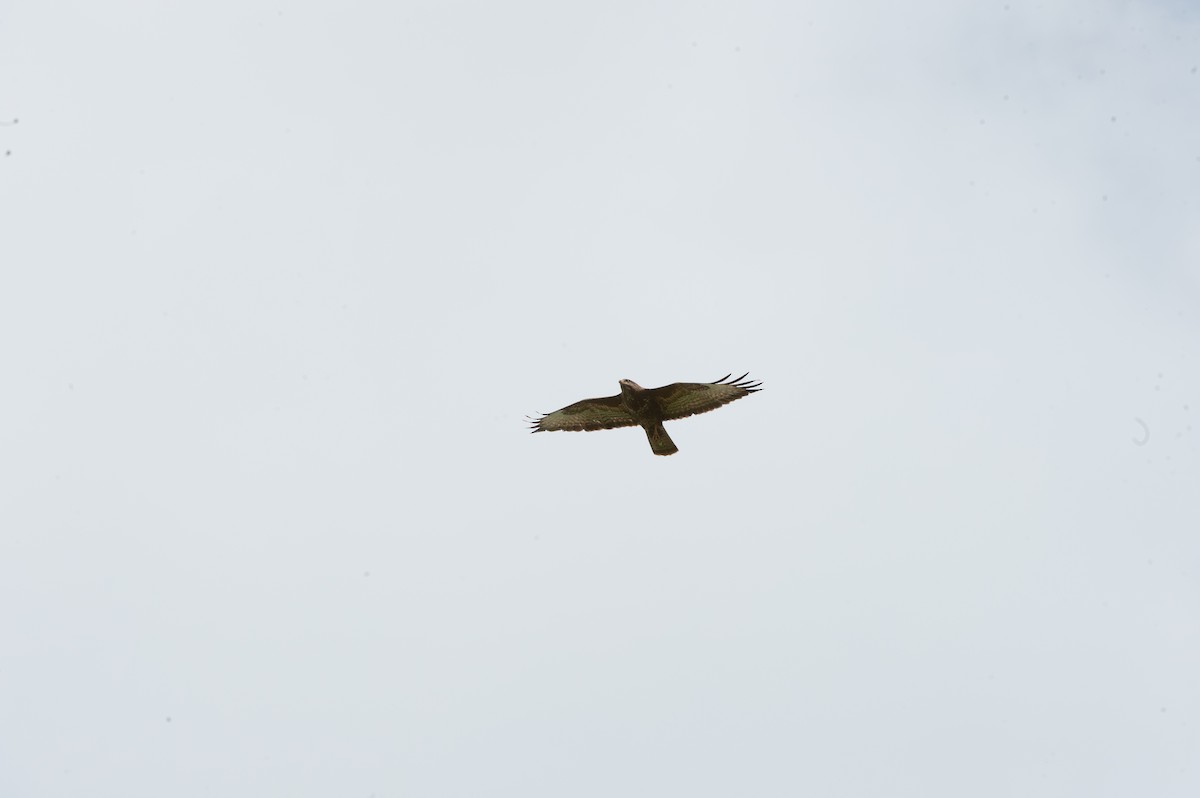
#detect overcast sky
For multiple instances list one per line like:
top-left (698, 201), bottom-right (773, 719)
top-left (2, 1), bottom-right (1198, 796)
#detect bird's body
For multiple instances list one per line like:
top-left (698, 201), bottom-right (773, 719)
top-left (618, 378), bottom-right (679, 455)
top-left (529, 373), bottom-right (761, 456)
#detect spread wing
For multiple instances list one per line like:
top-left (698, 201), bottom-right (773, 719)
top-left (528, 394), bottom-right (638, 433)
top-left (647, 373), bottom-right (762, 421)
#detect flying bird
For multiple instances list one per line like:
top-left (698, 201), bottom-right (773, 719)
top-left (528, 373), bottom-right (762, 456)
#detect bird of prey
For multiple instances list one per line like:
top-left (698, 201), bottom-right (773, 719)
top-left (528, 373), bottom-right (762, 456)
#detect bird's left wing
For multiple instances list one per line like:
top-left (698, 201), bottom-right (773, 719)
top-left (528, 394), bottom-right (639, 433)
top-left (648, 373), bottom-right (762, 421)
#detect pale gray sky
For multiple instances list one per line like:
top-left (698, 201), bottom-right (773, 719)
top-left (2, 1), bottom-right (1198, 796)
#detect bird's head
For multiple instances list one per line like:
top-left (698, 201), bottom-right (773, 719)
top-left (618, 379), bottom-right (644, 395)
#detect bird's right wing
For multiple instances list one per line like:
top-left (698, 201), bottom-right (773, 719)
top-left (528, 394), bottom-right (639, 433)
top-left (649, 373), bottom-right (762, 421)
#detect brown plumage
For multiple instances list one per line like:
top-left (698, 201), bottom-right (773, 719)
top-left (528, 373), bottom-right (762, 456)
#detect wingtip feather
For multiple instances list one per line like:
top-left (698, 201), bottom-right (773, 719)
top-left (714, 372), bottom-right (761, 391)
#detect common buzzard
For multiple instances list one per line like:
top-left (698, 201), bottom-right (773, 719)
top-left (528, 373), bottom-right (762, 456)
